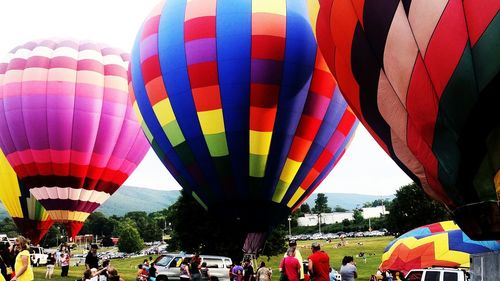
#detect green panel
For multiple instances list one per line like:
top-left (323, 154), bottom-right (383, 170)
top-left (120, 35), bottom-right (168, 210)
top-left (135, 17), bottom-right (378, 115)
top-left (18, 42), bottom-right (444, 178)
top-left (192, 192), bottom-right (208, 210)
top-left (212, 156), bottom-right (232, 177)
top-left (272, 180), bottom-right (288, 203)
top-left (142, 123), bottom-right (154, 142)
top-left (163, 121), bottom-right (185, 147)
top-left (433, 44), bottom-right (478, 205)
top-left (35, 201), bottom-right (43, 220)
top-left (473, 155), bottom-right (497, 201)
top-left (204, 133), bottom-right (229, 157)
top-left (472, 13), bottom-right (500, 91)
top-left (173, 142), bottom-right (196, 164)
top-left (249, 154), bottom-right (267, 177)
top-left (151, 141), bottom-right (166, 160)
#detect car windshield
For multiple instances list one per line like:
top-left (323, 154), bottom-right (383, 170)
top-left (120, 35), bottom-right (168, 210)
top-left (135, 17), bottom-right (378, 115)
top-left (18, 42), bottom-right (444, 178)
top-left (156, 255), bottom-right (174, 267)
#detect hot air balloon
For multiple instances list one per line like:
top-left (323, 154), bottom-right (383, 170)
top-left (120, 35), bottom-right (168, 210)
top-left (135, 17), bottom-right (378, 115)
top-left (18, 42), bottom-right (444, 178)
top-left (315, 0), bottom-right (500, 239)
top-left (129, 0), bottom-right (358, 252)
top-left (380, 221), bottom-right (500, 274)
top-left (0, 149), bottom-right (53, 245)
top-left (0, 39), bottom-right (150, 239)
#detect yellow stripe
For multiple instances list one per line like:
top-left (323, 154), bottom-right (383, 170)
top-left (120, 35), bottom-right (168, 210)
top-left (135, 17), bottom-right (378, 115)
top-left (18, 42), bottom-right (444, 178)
top-left (253, 0), bottom-right (286, 16)
top-left (0, 149), bottom-right (23, 218)
top-left (440, 221), bottom-right (460, 231)
top-left (279, 158), bottom-right (302, 183)
top-left (287, 188), bottom-right (306, 208)
top-left (47, 210), bottom-right (89, 223)
top-left (250, 131), bottom-right (273, 155)
top-left (198, 109), bottom-right (225, 135)
top-left (153, 99), bottom-right (176, 127)
top-left (307, 0), bottom-right (320, 38)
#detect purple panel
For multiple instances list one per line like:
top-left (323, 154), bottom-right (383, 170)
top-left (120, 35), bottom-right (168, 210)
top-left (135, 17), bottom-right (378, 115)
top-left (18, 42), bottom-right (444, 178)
top-left (22, 95), bottom-right (48, 150)
top-left (39, 198), bottom-right (100, 212)
top-left (140, 34), bottom-right (159, 63)
top-left (185, 38), bottom-right (216, 65)
top-left (302, 92), bottom-right (330, 120)
top-left (47, 95), bottom-right (75, 150)
top-left (21, 81), bottom-right (48, 96)
top-left (251, 59), bottom-right (283, 84)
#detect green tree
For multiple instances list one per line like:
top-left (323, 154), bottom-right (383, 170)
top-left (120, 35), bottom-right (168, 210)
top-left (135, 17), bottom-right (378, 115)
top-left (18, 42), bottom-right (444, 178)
top-left (116, 220), bottom-right (143, 253)
top-left (41, 225), bottom-right (62, 247)
top-left (353, 208), bottom-right (364, 224)
top-left (81, 212), bottom-right (116, 237)
top-left (311, 193), bottom-right (332, 213)
top-left (386, 183), bottom-right (450, 235)
top-left (333, 205), bottom-right (347, 212)
top-left (300, 203), bottom-right (311, 214)
top-left (124, 211), bottom-right (162, 242)
top-left (0, 217), bottom-right (19, 237)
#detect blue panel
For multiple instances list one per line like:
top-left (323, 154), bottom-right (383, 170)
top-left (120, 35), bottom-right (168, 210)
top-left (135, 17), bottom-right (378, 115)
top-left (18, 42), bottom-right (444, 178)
top-left (216, 0), bottom-right (252, 198)
top-left (158, 0), bottom-right (222, 200)
top-left (448, 230), bottom-right (493, 253)
top-left (130, 26), bottom-right (201, 200)
top-left (265, 0), bottom-right (317, 200)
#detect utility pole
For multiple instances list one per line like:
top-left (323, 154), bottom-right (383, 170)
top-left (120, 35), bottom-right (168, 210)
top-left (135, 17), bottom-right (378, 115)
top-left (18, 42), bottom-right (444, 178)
top-left (318, 213), bottom-right (321, 234)
top-left (288, 216), bottom-right (292, 237)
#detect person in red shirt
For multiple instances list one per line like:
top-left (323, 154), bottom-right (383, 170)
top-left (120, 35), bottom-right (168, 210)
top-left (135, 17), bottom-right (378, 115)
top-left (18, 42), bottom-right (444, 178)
top-left (280, 248), bottom-right (301, 281)
top-left (308, 242), bottom-right (330, 281)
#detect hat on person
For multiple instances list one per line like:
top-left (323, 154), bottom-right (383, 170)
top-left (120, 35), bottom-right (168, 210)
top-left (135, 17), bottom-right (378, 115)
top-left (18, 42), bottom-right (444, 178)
top-left (90, 244), bottom-right (99, 249)
top-left (311, 242), bottom-right (321, 250)
top-left (289, 240), bottom-right (297, 246)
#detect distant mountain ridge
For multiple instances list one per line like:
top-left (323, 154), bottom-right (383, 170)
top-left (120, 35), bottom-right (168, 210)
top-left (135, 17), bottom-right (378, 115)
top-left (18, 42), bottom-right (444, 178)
top-left (0, 186), bottom-right (393, 219)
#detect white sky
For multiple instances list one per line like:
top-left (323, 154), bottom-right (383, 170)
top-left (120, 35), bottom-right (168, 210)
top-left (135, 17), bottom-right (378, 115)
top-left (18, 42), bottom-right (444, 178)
top-left (0, 0), bottom-right (412, 196)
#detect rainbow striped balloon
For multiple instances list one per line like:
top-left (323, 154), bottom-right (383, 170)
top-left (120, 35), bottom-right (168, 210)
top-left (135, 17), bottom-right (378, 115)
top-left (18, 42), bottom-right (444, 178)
top-left (0, 39), bottom-right (149, 238)
top-left (380, 221), bottom-right (500, 274)
top-left (129, 0), bottom-right (358, 233)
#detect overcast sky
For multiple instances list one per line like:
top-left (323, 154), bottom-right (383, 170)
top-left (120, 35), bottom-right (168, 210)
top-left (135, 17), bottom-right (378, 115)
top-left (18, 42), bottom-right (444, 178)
top-left (0, 0), bottom-right (412, 195)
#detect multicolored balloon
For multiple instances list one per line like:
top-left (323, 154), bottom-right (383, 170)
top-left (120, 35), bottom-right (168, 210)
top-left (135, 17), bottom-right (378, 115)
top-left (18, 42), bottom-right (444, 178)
top-left (0, 149), bottom-right (53, 245)
top-left (380, 221), bottom-right (500, 274)
top-left (315, 0), bottom-right (500, 239)
top-left (129, 0), bottom-right (358, 249)
top-left (0, 39), bottom-right (149, 238)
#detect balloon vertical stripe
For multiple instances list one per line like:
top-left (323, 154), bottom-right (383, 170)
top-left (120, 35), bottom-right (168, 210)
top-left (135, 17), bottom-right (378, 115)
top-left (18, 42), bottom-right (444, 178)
top-left (272, 51), bottom-right (334, 203)
top-left (248, 0), bottom-right (286, 178)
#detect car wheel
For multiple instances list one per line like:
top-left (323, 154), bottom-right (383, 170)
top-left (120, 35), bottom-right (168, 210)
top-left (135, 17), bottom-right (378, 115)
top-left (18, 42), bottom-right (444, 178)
top-left (157, 276), bottom-right (168, 281)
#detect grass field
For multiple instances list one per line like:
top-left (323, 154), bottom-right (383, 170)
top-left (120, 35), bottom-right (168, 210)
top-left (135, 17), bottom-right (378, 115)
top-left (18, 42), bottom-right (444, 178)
top-left (32, 236), bottom-right (393, 281)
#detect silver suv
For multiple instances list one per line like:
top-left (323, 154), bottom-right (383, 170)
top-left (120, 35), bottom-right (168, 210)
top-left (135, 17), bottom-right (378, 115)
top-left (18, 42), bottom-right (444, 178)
top-left (405, 268), bottom-right (469, 281)
top-left (155, 254), bottom-right (233, 281)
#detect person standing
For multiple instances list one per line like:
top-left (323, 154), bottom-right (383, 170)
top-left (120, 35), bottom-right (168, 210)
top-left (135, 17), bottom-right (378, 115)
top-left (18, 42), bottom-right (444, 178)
top-left (180, 260), bottom-right (191, 281)
top-left (60, 249), bottom-right (70, 277)
top-left (231, 262), bottom-right (243, 281)
top-left (242, 259), bottom-right (254, 281)
top-left (200, 262), bottom-right (210, 281)
top-left (85, 244), bottom-right (99, 270)
top-left (285, 240), bottom-right (304, 281)
top-left (307, 242), bottom-right (330, 281)
top-left (256, 262), bottom-right (271, 281)
top-left (10, 236), bottom-right (33, 281)
top-left (280, 248), bottom-right (301, 281)
top-left (190, 254), bottom-right (202, 281)
top-left (45, 253), bottom-right (56, 279)
top-left (339, 256), bottom-right (357, 281)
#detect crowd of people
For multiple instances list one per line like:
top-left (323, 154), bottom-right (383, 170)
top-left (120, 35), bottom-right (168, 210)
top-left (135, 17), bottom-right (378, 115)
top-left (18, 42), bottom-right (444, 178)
top-left (136, 257), bottom-right (157, 281)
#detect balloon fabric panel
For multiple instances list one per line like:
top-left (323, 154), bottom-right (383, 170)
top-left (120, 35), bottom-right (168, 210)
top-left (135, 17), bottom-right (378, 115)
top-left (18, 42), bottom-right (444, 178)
top-left (0, 149), bottom-right (53, 244)
top-left (380, 221), bottom-right (500, 274)
top-left (316, 0), bottom-right (500, 239)
top-left (0, 39), bottom-right (149, 238)
top-left (130, 0), bottom-right (358, 232)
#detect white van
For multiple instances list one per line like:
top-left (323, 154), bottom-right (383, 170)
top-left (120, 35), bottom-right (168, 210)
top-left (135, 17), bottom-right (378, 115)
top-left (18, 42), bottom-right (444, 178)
top-left (405, 268), bottom-right (469, 281)
top-left (155, 254), bottom-right (233, 281)
top-left (29, 246), bottom-right (48, 267)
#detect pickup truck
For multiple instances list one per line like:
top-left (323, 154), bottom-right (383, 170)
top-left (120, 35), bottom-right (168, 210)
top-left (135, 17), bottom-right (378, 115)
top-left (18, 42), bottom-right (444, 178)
top-left (405, 268), bottom-right (469, 281)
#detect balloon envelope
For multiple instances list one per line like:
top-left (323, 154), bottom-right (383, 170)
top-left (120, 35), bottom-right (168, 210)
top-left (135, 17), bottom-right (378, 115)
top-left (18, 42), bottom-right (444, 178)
top-left (0, 39), bottom-right (149, 238)
top-left (316, 0), bottom-right (500, 239)
top-left (129, 0), bottom-right (358, 236)
top-left (0, 149), bottom-right (53, 245)
top-left (380, 221), bottom-right (500, 274)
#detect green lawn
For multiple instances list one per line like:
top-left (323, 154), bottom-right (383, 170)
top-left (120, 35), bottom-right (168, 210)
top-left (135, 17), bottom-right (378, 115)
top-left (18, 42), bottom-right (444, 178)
top-left (33, 236), bottom-right (393, 281)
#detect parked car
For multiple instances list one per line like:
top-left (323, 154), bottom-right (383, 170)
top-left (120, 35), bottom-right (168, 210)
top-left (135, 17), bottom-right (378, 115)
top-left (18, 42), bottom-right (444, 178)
top-left (155, 254), bottom-right (232, 281)
top-left (405, 268), bottom-right (469, 281)
top-left (29, 246), bottom-right (48, 267)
